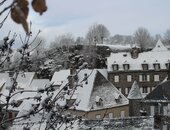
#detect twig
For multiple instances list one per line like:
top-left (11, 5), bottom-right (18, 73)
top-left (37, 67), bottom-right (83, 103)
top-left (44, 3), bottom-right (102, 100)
top-left (0, 0), bottom-right (16, 16)
top-left (0, 10), bottom-right (10, 29)
top-left (0, 0), bottom-right (7, 6)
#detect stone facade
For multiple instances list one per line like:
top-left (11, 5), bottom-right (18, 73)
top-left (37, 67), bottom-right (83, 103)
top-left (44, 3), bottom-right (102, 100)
top-left (68, 105), bottom-right (129, 120)
top-left (108, 70), bottom-right (168, 96)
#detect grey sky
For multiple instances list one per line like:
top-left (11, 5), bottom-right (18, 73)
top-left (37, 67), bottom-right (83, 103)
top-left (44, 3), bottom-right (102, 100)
top-left (1, 0), bottom-right (170, 45)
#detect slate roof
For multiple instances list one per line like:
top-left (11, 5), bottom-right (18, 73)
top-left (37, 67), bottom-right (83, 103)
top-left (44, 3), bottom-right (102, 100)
top-left (127, 81), bottom-right (143, 99)
top-left (51, 69), bottom-right (128, 111)
top-left (107, 39), bottom-right (170, 72)
top-left (145, 80), bottom-right (170, 100)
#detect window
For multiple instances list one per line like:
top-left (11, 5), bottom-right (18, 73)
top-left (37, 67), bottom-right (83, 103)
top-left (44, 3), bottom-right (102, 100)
top-left (142, 64), bottom-right (148, 70)
top-left (153, 63), bottom-right (160, 70)
top-left (123, 64), bottom-right (130, 70)
top-left (120, 111), bottom-right (125, 118)
top-left (9, 72), bottom-right (14, 77)
top-left (150, 106), bottom-right (155, 116)
top-left (112, 64), bottom-right (119, 71)
top-left (142, 86), bottom-right (148, 93)
top-left (147, 75), bottom-right (150, 81)
top-left (139, 75), bottom-right (150, 82)
top-left (66, 99), bottom-right (76, 106)
top-left (114, 76), bottom-right (119, 82)
top-left (125, 87), bottom-right (131, 95)
top-left (165, 63), bottom-right (170, 69)
top-left (108, 113), bottom-right (113, 119)
top-left (96, 114), bottom-right (101, 119)
top-left (115, 93), bottom-right (121, 103)
top-left (127, 75), bottom-right (132, 82)
top-left (154, 75), bottom-right (160, 81)
top-left (95, 96), bottom-right (103, 107)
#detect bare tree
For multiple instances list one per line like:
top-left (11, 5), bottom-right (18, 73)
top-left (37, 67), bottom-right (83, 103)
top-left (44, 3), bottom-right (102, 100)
top-left (164, 29), bottom-right (170, 45)
top-left (50, 33), bottom-right (75, 52)
top-left (86, 23), bottom-right (110, 45)
top-left (134, 27), bottom-right (152, 50)
top-left (30, 36), bottom-right (46, 71)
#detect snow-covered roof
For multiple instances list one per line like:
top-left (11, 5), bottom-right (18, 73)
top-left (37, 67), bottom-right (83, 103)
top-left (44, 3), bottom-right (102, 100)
top-left (107, 40), bottom-right (170, 72)
top-left (152, 39), bottom-right (168, 52)
top-left (51, 70), bottom-right (70, 86)
top-left (127, 81), bottom-right (143, 99)
top-left (0, 73), bottom-right (9, 90)
top-left (50, 69), bottom-right (128, 111)
top-left (145, 80), bottom-right (170, 101)
top-left (4, 72), bottom-right (36, 89)
top-left (97, 69), bottom-right (108, 79)
top-left (8, 79), bottom-right (50, 111)
top-left (16, 72), bottom-right (35, 89)
top-left (97, 44), bottom-right (131, 51)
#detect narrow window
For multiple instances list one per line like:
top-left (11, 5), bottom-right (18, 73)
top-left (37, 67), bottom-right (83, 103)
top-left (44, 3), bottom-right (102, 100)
top-left (123, 64), bottom-right (130, 70)
top-left (112, 64), bottom-right (119, 71)
top-left (154, 75), bottom-right (160, 81)
top-left (153, 63), bottom-right (160, 70)
top-left (142, 86), bottom-right (148, 93)
top-left (127, 75), bottom-right (132, 82)
top-left (142, 64), bottom-right (148, 70)
top-left (114, 75), bottom-right (119, 82)
top-left (108, 113), bottom-right (113, 119)
top-left (96, 114), bottom-right (101, 119)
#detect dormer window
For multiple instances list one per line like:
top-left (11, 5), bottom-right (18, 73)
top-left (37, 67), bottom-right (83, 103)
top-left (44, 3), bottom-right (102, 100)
top-left (123, 64), bottom-right (130, 70)
top-left (95, 96), bottom-right (103, 107)
top-left (153, 63), bottom-right (160, 70)
top-left (66, 99), bottom-right (76, 106)
top-left (114, 93), bottom-right (122, 103)
top-left (142, 64), bottom-right (148, 70)
top-left (112, 64), bottom-right (119, 71)
top-left (8, 71), bottom-right (14, 77)
top-left (165, 63), bottom-right (170, 69)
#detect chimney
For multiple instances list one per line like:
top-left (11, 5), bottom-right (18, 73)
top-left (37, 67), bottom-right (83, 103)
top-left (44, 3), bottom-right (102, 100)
top-left (167, 63), bottom-right (170, 80)
top-left (130, 47), bottom-right (140, 59)
top-left (68, 66), bottom-right (77, 89)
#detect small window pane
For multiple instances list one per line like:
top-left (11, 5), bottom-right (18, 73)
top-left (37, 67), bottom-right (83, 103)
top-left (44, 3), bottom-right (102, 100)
top-left (127, 75), bottom-right (132, 82)
top-left (114, 76), bottom-right (119, 82)
top-left (108, 113), bottom-right (113, 119)
top-left (147, 75), bottom-right (150, 81)
top-left (154, 75), bottom-right (160, 81)
top-left (142, 87), bottom-right (148, 93)
top-left (96, 114), bottom-right (101, 119)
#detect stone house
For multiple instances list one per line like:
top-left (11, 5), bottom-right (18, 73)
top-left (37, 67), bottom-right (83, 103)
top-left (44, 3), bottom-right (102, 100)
top-left (51, 69), bottom-right (129, 119)
top-left (128, 67), bottom-right (170, 129)
top-left (107, 39), bottom-right (170, 96)
top-left (0, 72), bottom-right (40, 122)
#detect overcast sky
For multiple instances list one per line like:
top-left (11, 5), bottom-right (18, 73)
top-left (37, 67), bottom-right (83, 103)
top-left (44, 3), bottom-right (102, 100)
top-left (1, 0), bottom-right (170, 45)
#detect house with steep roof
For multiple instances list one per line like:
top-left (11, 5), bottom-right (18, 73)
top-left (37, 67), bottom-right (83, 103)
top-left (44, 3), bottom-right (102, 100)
top-left (107, 39), bottom-right (170, 96)
top-left (51, 69), bottom-right (129, 119)
top-left (140, 72), bottom-right (170, 129)
top-left (0, 72), bottom-right (39, 121)
top-left (142, 80), bottom-right (170, 117)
